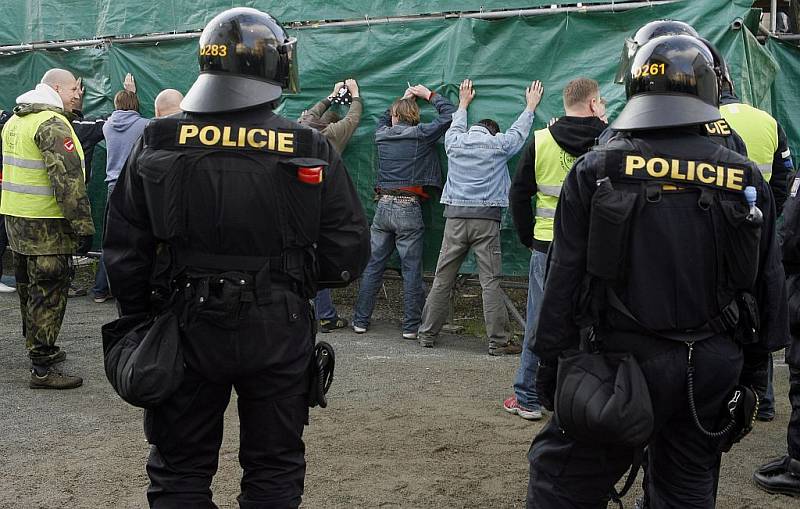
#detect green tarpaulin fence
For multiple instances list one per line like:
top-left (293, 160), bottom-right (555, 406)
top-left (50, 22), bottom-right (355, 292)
top-left (0, 0), bottom-right (795, 275)
top-left (0, 1), bottom-right (649, 46)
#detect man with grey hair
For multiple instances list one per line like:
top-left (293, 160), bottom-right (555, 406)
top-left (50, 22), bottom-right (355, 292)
top-left (1, 68), bottom-right (94, 389)
top-left (154, 89), bottom-right (183, 118)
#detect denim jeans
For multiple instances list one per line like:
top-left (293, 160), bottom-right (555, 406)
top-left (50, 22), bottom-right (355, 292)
top-left (513, 249), bottom-right (546, 410)
top-left (353, 196), bottom-right (425, 333)
top-left (92, 181), bottom-right (116, 297)
top-left (92, 255), bottom-right (109, 296)
top-left (314, 289), bottom-right (337, 320)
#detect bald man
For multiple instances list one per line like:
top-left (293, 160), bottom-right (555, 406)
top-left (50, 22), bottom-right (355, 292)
top-left (154, 89), bottom-right (183, 117)
top-left (1, 68), bottom-right (94, 389)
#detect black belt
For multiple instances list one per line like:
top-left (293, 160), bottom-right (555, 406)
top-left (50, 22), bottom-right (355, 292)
top-left (175, 248), bottom-right (303, 304)
top-left (175, 248), bottom-right (284, 272)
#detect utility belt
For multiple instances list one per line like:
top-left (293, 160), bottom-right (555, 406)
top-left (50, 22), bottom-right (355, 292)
top-left (171, 248), bottom-right (313, 329)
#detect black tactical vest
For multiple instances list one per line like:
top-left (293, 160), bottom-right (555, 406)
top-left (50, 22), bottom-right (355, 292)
top-left (586, 133), bottom-right (764, 336)
top-left (136, 116), bottom-right (326, 297)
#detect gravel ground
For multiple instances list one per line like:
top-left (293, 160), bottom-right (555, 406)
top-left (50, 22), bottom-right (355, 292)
top-left (0, 262), bottom-right (797, 508)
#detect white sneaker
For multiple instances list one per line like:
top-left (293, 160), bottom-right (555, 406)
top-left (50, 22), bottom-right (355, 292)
top-left (402, 332), bottom-right (418, 340)
top-left (0, 282), bottom-right (16, 293)
top-left (353, 325), bottom-right (367, 334)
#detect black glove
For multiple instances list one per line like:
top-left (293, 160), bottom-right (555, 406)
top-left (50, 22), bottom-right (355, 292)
top-left (76, 234), bottom-right (94, 255)
top-left (535, 360), bottom-right (558, 412)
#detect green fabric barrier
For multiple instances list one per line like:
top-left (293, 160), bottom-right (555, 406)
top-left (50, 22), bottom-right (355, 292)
top-left (0, 1), bottom-right (647, 46)
top-left (766, 38), bottom-right (800, 167)
top-left (0, 0), bottom-right (783, 275)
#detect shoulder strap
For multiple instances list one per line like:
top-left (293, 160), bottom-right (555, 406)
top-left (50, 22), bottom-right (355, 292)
top-left (609, 448), bottom-right (644, 508)
top-left (606, 287), bottom-right (737, 342)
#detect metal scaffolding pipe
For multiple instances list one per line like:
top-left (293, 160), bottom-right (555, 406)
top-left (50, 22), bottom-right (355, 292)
top-left (0, 31), bottom-right (201, 53)
top-left (460, 0), bottom-right (678, 19)
top-left (771, 0), bottom-right (778, 34)
top-left (0, 1), bottom-right (678, 53)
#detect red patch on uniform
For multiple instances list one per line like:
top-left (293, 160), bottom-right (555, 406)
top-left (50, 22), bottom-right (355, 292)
top-left (63, 138), bottom-right (75, 152)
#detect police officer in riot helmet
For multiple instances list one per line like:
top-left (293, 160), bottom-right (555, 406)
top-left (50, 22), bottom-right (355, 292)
top-left (614, 19), bottom-right (699, 84)
top-left (605, 20), bottom-right (748, 157)
top-left (103, 7), bottom-right (369, 508)
top-left (527, 35), bottom-right (787, 508)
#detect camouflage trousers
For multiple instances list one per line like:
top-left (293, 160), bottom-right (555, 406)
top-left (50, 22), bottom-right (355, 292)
top-left (13, 252), bottom-right (71, 366)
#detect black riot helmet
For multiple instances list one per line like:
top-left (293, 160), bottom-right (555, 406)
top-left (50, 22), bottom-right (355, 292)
top-left (181, 8), bottom-right (299, 114)
top-left (615, 19), bottom-right (700, 83)
top-left (612, 35), bottom-right (721, 131)
top-left (698, 37), bottom-right (736, 95)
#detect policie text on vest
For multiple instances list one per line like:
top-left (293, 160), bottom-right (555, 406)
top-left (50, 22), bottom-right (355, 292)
top-left (624, 155), bottom-right (747, 191)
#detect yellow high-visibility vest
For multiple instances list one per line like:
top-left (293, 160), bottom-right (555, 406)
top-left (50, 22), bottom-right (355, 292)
top-left (533, 128), bottom-right (575, 242)
top-left (720, 103), bottom-right (777, 182)
top-left (0, 110), bottom-right (85, 218)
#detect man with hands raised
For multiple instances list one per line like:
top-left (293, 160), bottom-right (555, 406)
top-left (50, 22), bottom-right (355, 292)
top-left (417, 78), bottom-right (542, 354)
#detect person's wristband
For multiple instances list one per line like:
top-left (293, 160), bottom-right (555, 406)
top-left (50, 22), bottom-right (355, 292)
top-left (427, 91), bottom-right (435, 101)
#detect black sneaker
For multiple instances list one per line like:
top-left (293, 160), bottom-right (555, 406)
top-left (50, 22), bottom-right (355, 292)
top-left (67, 284), bottom-right (87, 298)
top-left (418, 333), bottom-right (435, 348)
top-left (319, 316), bottom-right (348, 333)
top-left (30, 367), bottom-right (83, 390)
top-left (93, 292), bottom-right (113, 303)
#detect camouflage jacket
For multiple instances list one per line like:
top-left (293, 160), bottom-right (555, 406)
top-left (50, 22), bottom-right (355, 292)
top-left (4, 103), bottom-right (95, 255)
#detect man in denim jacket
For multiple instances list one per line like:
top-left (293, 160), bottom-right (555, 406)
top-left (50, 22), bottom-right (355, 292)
top-left (352, 84), bottom-right (456, 338)
top-left (416, 78), bottom-right (542, 353)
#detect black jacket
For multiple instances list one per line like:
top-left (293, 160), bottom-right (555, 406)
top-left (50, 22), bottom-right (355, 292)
top-left (71, 110), bottom-right (106, 184)
top-left (510, 116), bottom-right (607, 252)
top-left (103, 104), bottom-right (370, 316)
top-left (534, 129), bottom-right (788, 363)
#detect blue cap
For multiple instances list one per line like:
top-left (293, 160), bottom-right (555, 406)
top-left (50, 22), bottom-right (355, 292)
top-left (744, 186), bottom-right (757, 205)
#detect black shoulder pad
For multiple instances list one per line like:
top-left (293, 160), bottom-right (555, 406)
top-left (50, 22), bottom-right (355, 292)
top-left (144, 118), bottom-right (180, 149)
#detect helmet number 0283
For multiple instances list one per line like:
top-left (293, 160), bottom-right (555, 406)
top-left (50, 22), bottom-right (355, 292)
top-left (200, 44), bottom-right (228, 57)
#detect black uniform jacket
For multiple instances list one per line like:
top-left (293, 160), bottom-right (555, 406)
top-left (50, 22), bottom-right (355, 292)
top-left (778, 179), bottom-right (800, 368)
top-left (534, 128), bottom-right (788, 363)
top-left (103, 104), bottom-right (370, 316)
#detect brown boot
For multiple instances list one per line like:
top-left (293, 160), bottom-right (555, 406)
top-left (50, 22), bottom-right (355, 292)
top-left (488, 340), bottom-right (522, 356)
top-left (30, 367), bottom-right (83, 389)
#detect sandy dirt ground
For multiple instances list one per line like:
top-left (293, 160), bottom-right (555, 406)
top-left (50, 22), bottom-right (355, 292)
top-left (0, 275), bottom-right (797, 508)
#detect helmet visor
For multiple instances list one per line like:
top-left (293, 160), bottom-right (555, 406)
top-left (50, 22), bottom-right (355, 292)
top-left (282, 37), bottom-right (300, 94)
top-left (614, 38), bottom-right (640, 84)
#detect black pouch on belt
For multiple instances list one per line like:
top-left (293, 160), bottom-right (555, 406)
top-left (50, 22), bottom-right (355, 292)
top-left (716, 199), bottom-right (761, 290)
top-left (587, 177), bottom-right (638, 280)
top-left (308, 341), bottom-right (336, 408)
top-left (733, 292), bottom-right (760, 345)
top-left (187, 271), bottom-right (254, 330)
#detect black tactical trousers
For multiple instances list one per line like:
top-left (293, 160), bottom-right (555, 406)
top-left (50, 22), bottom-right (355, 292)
top-left (527, 333), bottom-right (742, 509)
top-left (145, 288), bottom-right (313, 509)
top-left (789, 367), bottom-right (800, 460)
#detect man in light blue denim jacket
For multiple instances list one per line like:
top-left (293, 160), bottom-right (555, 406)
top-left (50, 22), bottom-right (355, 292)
top-left (417, 78), bottom-right (543, 356)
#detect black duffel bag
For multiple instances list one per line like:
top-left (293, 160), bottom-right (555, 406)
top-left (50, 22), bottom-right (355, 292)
top-left (101, 310), bottom-right (184, 408)
top-left (555, 349), bottom-right (654, 448)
